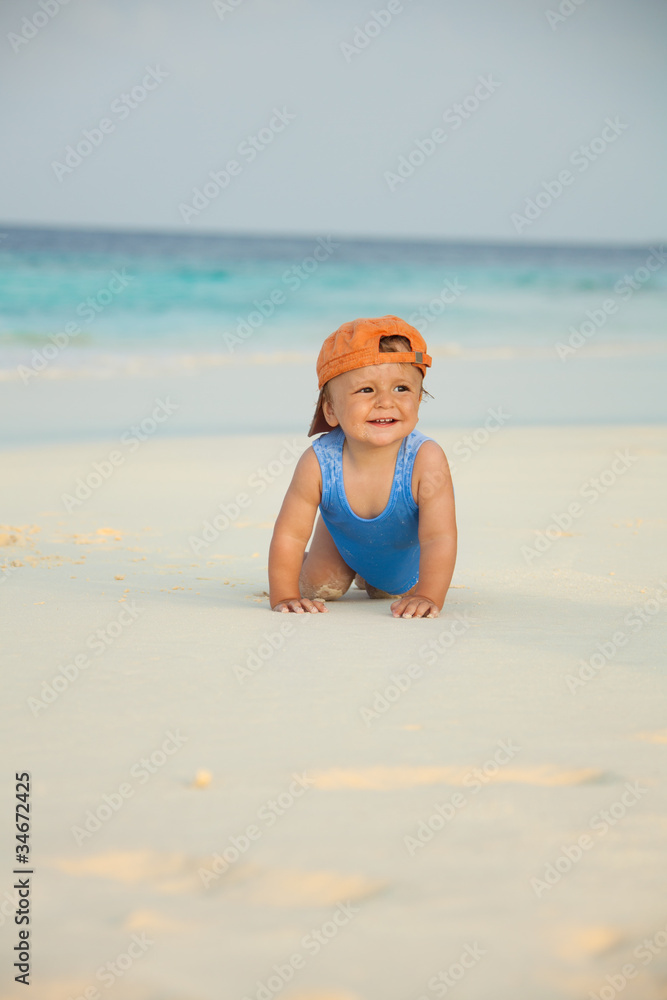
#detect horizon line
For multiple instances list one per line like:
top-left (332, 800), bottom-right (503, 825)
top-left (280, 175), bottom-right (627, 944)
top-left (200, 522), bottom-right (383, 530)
top-left (1, 221), bottom-right (663, 253)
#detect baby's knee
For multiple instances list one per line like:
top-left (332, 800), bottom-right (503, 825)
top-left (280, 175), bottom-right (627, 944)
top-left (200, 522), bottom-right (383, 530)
top-left (310, 584), bottom-right (345, 600)
top-left (300, 572), bottom-right (351, 601)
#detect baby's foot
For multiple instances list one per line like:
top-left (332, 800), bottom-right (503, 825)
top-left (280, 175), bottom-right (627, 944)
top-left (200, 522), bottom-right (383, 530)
top-left (366, 584), bottom-right (401, 599)
top-left (354, 574), bottom-right (400, 599)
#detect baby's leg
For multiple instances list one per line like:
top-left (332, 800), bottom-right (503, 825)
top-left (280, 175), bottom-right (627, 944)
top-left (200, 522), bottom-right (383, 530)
top-left (300, 515), bottom-right (356, 601)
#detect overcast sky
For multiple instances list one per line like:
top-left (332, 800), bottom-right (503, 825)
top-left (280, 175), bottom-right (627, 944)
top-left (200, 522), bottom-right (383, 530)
top-left (1, 0), bottom-right (665, 243)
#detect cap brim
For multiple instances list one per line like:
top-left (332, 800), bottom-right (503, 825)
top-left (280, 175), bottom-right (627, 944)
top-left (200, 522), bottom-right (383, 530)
top-left (308, 390), bottom-right (333, 436)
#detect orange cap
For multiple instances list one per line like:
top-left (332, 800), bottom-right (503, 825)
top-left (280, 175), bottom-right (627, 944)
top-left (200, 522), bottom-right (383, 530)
top-left (308, 315), bottom-right (431, 436)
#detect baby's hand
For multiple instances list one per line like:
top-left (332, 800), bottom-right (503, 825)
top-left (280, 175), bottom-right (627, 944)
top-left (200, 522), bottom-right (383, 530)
top-left (272, 597), bottom-right (328, 614)
top-left (391, 594), bottom-right (440, 619)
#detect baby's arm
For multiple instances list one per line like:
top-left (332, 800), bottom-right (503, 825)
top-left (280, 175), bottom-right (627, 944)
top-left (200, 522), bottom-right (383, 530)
top-left (391, 441), bottom-right (457, 619)
top-left (269, 447), bottom-right (327, 614)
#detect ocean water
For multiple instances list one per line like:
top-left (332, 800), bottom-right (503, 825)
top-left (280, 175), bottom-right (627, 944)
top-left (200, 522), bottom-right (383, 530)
top-left (1, 226), bottom-right (666, 381)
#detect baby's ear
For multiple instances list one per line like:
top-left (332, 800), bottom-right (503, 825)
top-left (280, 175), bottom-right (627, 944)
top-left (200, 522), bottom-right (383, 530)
top-left (322, 399), bottom-right (339, 427)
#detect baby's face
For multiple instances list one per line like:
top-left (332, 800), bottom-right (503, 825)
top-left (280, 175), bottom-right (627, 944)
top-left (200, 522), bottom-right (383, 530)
top-left (322, 362), bottom-right (423, 445)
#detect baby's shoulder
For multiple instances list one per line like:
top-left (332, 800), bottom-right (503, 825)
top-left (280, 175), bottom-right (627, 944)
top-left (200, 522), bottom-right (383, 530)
top-left (413, 437), bottom-right (449, 472)
top-left (412, 438), bottom-right (452, 501)
top-left (294, 443), bottom-right (322, 477)
top-left (288, 444), bottom-right (322, 500)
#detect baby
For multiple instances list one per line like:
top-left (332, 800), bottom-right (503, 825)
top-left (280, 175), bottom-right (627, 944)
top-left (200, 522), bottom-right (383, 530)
top-left (268, 316), bottom-right (457, 618)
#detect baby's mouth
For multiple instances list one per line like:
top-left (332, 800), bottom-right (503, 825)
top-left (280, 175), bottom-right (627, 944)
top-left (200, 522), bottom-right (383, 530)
top-left (367, 417), bottom-right (397, 425)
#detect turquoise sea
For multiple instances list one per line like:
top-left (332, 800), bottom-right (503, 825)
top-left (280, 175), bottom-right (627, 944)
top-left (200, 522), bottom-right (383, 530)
top-left (1, 226), bottom-right (666, 379)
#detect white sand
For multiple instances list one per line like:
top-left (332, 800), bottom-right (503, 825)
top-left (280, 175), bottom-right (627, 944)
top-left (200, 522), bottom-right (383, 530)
top-left (2, 425), bottom-right (666, 999)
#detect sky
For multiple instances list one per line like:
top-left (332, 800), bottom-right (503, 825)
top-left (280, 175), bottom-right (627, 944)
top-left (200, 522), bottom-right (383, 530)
top-left (1, 0), bottom-right (665, 244)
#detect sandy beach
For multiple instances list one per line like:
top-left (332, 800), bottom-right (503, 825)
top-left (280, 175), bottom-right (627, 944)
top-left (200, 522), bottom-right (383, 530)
top-left (2, 0), bottom-right (666, 990)
top-left (2, 416), bottom-right (666, 1000)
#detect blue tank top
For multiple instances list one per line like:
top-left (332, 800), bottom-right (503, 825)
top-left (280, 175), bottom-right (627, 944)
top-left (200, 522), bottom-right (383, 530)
top-left (312, 425), bottom-right (433, 595)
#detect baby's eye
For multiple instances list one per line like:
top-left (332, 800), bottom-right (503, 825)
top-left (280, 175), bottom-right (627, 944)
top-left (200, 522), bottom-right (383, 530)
top-left (356, 386), bottom-right (374, 393)
top-left (394, 385), bottom-right (410, 392)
